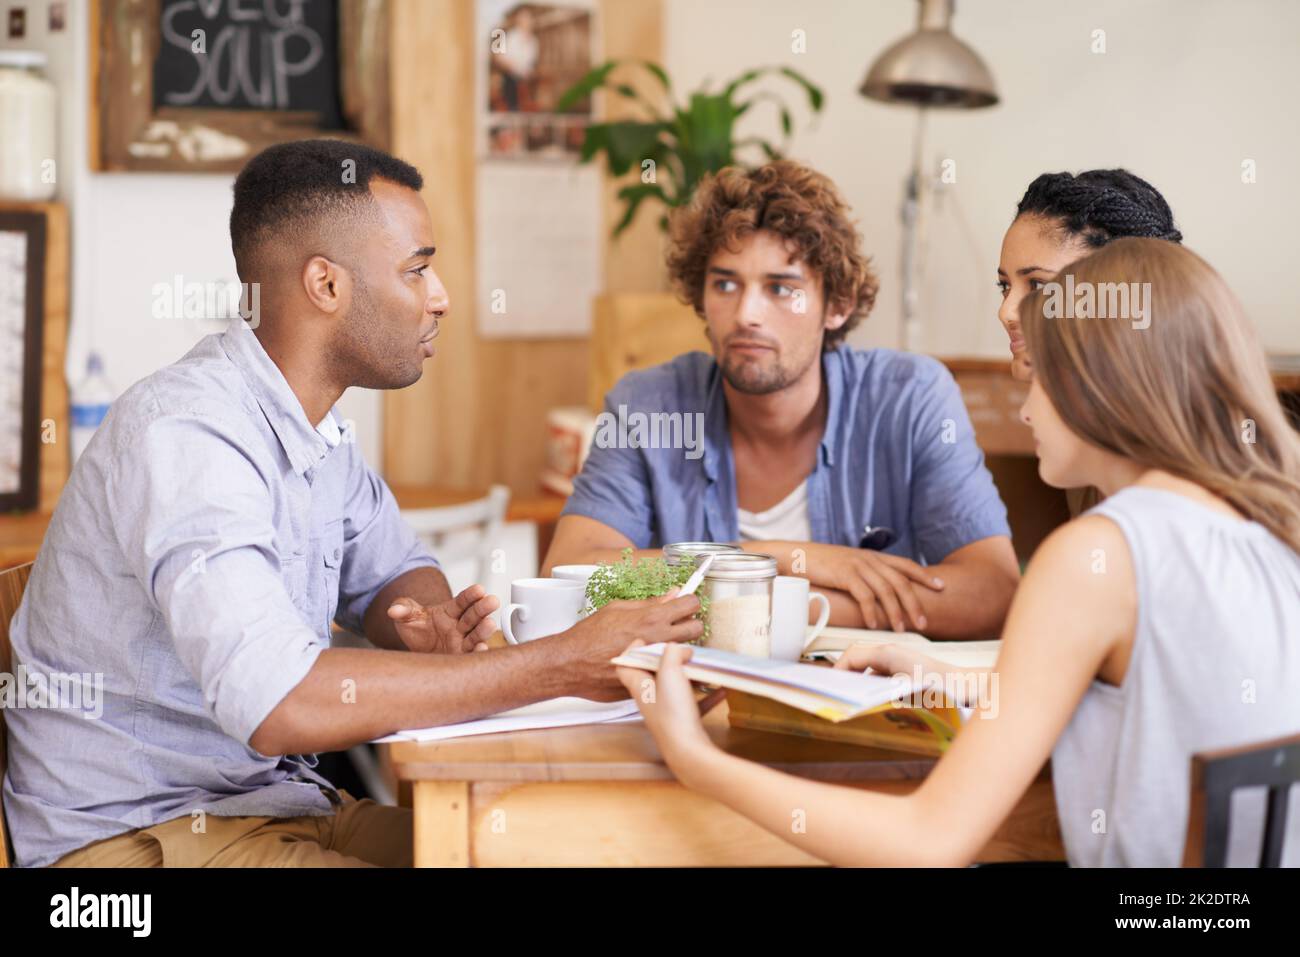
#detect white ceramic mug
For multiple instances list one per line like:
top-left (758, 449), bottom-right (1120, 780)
top-left (501, 578), bottom-right (586, 645)
top-left (550, 564), bottom-right (601, 585)
top-left (768, 575), bottom-right (831, 661)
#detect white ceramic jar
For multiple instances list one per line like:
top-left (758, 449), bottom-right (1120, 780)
top-left (0, 51), bottom-right (57, 201)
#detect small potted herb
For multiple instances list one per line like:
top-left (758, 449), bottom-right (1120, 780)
top-left (585, 548), bottom-right (710, 640)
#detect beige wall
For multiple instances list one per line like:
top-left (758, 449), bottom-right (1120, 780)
top-left (664, 0), bottom-right (1300, 355)
top-left (16, 1), bottom-right (1296, 500)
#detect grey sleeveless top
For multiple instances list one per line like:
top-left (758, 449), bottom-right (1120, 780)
top-left (1051, 486), bottom-right (1300, 867)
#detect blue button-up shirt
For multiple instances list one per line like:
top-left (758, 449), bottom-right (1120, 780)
top-left (3, 318), bottom-right (438, 867)
top-left (563, 347), bottom-right (1010, 563)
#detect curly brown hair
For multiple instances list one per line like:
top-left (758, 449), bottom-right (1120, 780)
top-left (665, 160), bottom-right (879, 350)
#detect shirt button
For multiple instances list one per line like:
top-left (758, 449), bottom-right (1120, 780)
top-left (333, 548), bottom-right (341, 561)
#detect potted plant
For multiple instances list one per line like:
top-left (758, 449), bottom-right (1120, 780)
top-left (558, 61), bottom-right (824, 236)
top-left (559, 62), bottom-right (825, 409)
top-left (585, 548), bottom-right (710, 639)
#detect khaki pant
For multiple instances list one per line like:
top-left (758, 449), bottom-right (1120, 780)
top-left (50, 790), bottom-right (412, 868)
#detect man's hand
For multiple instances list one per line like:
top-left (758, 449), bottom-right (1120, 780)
top-left (551, 592), bottom-right (703, 701)
top-left (800, 543), bottom-right (945, 633)
top-left (386, 584), bottom-right (500, 654)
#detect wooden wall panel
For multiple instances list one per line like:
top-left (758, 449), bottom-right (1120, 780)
top-left (599, 0), bottom-right (668, 297)
top-left (382, 0), bottom-right (666, 493)
top-left (38, 205), bottom-right (69, 513)
top-left (385, 0), bottom-right (481, 488)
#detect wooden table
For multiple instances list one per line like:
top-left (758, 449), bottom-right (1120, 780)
top-left (384, 701), bottom-right (1065, 867)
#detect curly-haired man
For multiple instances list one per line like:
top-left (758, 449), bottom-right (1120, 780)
top-left (545, 161), bottom-right (1018, 639)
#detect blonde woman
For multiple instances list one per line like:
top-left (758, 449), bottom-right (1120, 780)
top-left (617, 238), bottom-right (1300, 867)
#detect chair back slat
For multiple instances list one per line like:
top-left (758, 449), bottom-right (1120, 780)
top-left (1261, 785), bottom-right (1291, 868)
top-left (401, 485), bottom-right (511, 590)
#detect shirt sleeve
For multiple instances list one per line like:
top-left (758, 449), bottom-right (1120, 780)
top-left (332, 441), bottom-right (440, 636)
top-left (560, 382), bottom-right (657, 548)
top-left (106, 411), bottom-right (325, 746)
top-left (906, 362), bottom-right (1012, 563)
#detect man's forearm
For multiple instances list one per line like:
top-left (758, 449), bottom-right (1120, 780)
top-left (360, 565), bottom-right (453, 649)
top-left (743, 540), bottom-right (1015, 640)
top-left (907, 558), bottom-right (1016, 639)
top-left (816, 566), bottom-right (1011, 639)
top-left (249, 636), bottom-right (583, 755)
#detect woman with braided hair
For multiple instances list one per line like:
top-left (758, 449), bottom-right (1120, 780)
top-left (996, 169), bottom-right (1182, 381)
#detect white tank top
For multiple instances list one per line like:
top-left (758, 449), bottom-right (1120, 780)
top-left (1051, 486), bottom-right (1300, 866)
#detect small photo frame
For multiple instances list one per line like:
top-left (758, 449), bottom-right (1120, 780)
top-left (0, 212), bottom-right (48, 512)
top-left (480, 0), bottom-right (596, 161)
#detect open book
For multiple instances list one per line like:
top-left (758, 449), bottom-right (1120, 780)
top-left (804, 626), bottom-right (1001, 669)
top-left (612, 639), bottom-right (987, 756)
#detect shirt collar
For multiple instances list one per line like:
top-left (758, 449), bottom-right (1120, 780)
top-left (316, 409), bottom-right (342, 449)
top-left (702, 346), bottom-right (845, 479)
top-left (701, 366), bottom-right (729, 482)
top-left (819, 347), bottom-right (844, 468)
top-left (220, 318), bottom-right (334, 476)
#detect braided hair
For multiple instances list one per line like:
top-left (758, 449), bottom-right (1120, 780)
top-left (1015, 169), bottom-right (1182, 248)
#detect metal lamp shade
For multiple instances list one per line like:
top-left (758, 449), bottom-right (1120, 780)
top-left (860, 1), bottom-right (999, 109)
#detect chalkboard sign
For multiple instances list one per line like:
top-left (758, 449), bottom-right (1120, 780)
top-left (152, 0), bottom-right (344, 129)
top-left (95, 0), bottom-right (390, 172)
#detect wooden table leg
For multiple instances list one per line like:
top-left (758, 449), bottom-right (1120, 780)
top-left (412, 781), bottom-right (470, 867)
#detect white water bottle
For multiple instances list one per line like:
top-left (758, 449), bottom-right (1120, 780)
top-left (70, 352), bottom-right (114, 463)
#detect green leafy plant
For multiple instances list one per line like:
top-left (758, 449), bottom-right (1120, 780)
top-left (584, 548), bottom-right (710, 640)
top-left (557, 61), bottom-right (825, 236)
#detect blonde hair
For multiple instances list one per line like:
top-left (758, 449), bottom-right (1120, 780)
top-left (1020, 237), bottom-right (1300, 553)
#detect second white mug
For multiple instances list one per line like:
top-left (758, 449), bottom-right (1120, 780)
top-left (550, 564), bottom-right (601, 585)
top-left (769, 575), bottom-right (832, 661)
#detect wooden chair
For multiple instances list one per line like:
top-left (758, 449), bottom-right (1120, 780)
top-left (1184, 732), bottom-right (1300, 867)
top-left (400, 484), bottom-right (511, 593)
top-left (0, 562), bottom-right (34, 868)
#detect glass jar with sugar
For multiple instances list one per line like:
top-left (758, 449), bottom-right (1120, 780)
top-left (700, 552), bottom-right (776, 658)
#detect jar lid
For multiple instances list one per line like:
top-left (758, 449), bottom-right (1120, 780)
top-left (704, 552), bottom-right (778, 581)
top-left (663, 542), bottom-right (743, 563)
top-left (0, 51), bottom-right (48, 69)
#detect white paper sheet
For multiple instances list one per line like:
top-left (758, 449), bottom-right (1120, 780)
top-left (371, 696), bottom-right (640, 744)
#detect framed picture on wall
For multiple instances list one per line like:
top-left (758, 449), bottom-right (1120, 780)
top-left (91, 0), bottom-right (393, 173)
top-left (0, 211), bottom-right (47, 512)
top-left (479, 0), bottom-right (596, 160)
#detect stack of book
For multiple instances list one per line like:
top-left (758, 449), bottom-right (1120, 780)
top-left (613, 629), bottom-right (1000, 757)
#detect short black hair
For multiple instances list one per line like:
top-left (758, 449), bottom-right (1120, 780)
top-left (1016, 169), bottom-right (1182, 248)
top-left (230, 139), bottom-right (423, 277)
